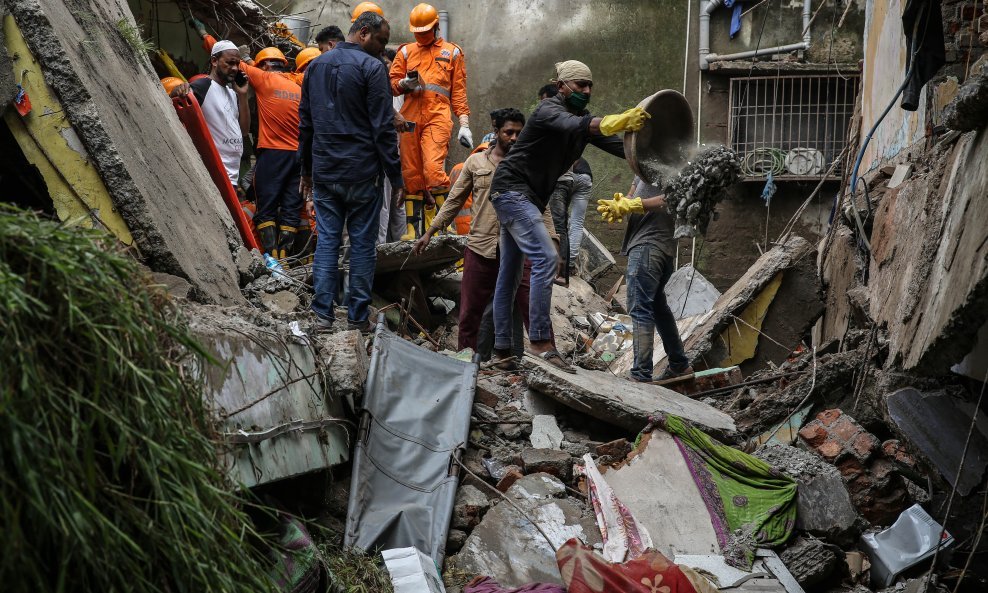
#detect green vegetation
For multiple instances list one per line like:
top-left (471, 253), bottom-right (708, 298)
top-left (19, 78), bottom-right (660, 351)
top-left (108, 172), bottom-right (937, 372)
top-left (322, 545), bottom-right (395, 593)
top-left (0, 205), bottom-right (274, 592)
top-left (116, 17), bottom-right (155, 54)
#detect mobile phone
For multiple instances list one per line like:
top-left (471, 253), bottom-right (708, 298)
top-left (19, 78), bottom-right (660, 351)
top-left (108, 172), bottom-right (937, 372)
top-left (234, 71), bottom-right (248, 87)
top-left (408, 70), bottom-right (418, 80)
top-left (406, 121), bottom-right (417, 132)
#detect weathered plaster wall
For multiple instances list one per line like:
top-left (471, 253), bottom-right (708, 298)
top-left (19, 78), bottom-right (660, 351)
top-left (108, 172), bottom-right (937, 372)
top-left (859, 0), bottom-right (926, 171)
top-left (868, 129), bottom-right (988, 372)
top-left (4, 0), bottom-right (244, 304)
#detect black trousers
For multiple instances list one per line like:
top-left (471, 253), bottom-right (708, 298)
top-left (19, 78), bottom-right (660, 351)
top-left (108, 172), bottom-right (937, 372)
top-left (253, 148), bottom-right (302, 228)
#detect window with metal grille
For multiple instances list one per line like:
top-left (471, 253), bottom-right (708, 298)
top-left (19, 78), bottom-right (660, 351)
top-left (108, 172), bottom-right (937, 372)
top-left (729, 74), bottom-right (859, 180)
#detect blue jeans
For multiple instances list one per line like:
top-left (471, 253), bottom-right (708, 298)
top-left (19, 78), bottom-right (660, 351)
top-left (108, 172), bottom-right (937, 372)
top-left (626, 244), bottom-right (689, 381)
top-left (491, 191), bottom-right (558, 350)
top-left (311, 179), bottom-right (383, 324)
top-left (549, 172), bottom-right (593, 268)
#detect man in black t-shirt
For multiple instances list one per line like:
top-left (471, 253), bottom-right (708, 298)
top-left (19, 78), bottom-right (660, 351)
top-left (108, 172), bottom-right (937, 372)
top-left (487, 60), bottom-right (648, 372)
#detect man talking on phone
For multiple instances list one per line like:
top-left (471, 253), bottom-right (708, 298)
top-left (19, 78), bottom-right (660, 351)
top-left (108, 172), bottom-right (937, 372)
top-left (189, 40), bottom-right (250, 187)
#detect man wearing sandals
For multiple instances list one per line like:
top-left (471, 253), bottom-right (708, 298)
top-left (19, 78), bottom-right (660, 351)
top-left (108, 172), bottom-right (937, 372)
top-left (487, 60), bottom-right (649, 372)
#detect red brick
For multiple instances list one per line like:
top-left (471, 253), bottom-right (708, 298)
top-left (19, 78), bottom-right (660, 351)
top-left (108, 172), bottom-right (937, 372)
top-left (882, 439), bottom-right (917, 467)
top-left (831, 416), bottom-right (862, 443)
top-left (496, 468), bottom-right (524, 493)
top-left (817, 409), bottom-right (843, 426)
top-left (798, 423), bottom-right (829, 447)
top-left (836, 457), bottom-right (866, 481)
top-left (595, 438), bottom-right (632, 459)
top-left (817, 437), bottom-right (844, 461)
top-left (852, 432), bottom-right (880, 460)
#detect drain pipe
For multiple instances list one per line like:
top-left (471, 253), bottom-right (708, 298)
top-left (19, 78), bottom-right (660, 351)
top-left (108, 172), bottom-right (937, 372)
top-left (698, 0), bottom-right (724, 70)
top-left (701, 0), bottom-right (811, 69)
top-left (438, 9), bottom-right (449, 41)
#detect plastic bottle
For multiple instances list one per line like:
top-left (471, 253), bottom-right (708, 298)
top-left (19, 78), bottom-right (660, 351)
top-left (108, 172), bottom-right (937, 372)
top-left (264, 254), bottom-right (286, 279)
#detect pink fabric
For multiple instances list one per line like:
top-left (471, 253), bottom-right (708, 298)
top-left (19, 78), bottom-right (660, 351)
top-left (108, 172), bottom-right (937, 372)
top-left (556, 538), bottom-right (702, 593)
top-left (464, 576), bottom-right (566, 593)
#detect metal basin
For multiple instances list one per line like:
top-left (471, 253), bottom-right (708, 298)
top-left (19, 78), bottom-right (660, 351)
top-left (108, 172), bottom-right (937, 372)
top-left (624, 89), bottom-right (694, 186)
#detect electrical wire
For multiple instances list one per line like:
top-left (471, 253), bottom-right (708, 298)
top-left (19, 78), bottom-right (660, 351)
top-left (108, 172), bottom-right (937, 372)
top-left (846, 8), bottom-right (927, 254)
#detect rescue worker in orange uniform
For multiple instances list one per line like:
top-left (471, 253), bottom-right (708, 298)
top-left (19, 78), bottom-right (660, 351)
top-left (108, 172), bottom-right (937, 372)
top-left (288, 47), bottom-right (320, 86)
top-left (389, 3), bottom-right (472, 238)
top-left (238, 47), bottom-right (304, 260)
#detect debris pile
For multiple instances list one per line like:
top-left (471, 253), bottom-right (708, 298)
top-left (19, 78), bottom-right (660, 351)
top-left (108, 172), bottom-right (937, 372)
top-left (655, 144), bottom-right (742, 238)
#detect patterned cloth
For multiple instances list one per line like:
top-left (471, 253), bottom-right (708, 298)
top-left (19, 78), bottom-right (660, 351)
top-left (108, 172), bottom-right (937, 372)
top-left (555, 538), bottom-right (718, 593)
top-left (268, 515), bottom-right (323, 593)
top-left (464, 576), bottom-right (566, 593)
top-left (655, 414), bottom-right (797, 569)
top-left (580, 453), bottom-right (653, 562)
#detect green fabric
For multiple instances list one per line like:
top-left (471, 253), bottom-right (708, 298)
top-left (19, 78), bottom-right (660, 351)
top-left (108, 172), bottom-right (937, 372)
top-left (660, 415), bottom-right (797, 569)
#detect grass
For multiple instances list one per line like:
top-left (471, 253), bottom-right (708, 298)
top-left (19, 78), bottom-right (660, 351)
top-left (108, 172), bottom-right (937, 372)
top-left (321, 545), bottom-right (394, 593)
top-left (0, 205), bottom-right (276, 592)
top-left (116, 18), bottom-right (155, 54)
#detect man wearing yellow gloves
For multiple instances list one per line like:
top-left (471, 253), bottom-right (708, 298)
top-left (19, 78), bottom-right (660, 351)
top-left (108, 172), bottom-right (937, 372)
top-left (597, 178), bottom-right (693, 381)
top-left (488, 59), bottom-right (649, 372)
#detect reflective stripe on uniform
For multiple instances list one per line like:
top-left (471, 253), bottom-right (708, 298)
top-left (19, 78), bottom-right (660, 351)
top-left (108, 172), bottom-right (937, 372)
top-left (401, 46), bottom-right (408, 58)
top-left (452, 47), bottom-right (460, 59)
top-left (423, 83), bottom-right (450, 98)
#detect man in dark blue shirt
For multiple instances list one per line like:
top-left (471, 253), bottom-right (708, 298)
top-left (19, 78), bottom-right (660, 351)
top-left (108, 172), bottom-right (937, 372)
top-left (299, 12), bottom-right (402, 332)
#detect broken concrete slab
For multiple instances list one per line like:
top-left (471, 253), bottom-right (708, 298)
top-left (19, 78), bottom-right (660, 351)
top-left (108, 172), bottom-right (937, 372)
top-left (755, 444), bottom-right (864, 546)
top-left (186, 305), bottom-right (350, 488)
top-left (601, 430), bottom-right (721, 558)
top-left (943, 55), bottom-right (988, 132)
top-left (886, 387), bottom-right (988, 497)
top-left (666, 264), bottom-right (721, 320)
top-left (530, 415), bottom-right (564, 450)
top-left (674, 555), bottom-right (770, 588)
top-left (375, 235), bottom-right (466, 274)
top-left (449, 473), bottom-right (599, 588)
top-left (681, 236), bottom-right (820, 372)
top-left (886, 164), bottom-right (914, 189)
top-left (148, 271), bottom-right (192, 299)
top-left (314, 329), bottom-right (369, 412)
top-left (525, 354), bottom-right (736, 433)
top-left (5, 0), bottom-right (244, 304)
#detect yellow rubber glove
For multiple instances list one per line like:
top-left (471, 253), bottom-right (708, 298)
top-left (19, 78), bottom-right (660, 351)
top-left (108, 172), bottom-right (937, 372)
top-left (599, 107), bottom-right (651, 136)
top-left (596, 193), bottom-right (644, 223)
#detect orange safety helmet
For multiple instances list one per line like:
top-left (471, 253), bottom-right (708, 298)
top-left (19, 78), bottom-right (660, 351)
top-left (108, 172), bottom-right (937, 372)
top-left (294, 47), bottom-right (320, 72)
top-left (254, 47), bottom-right (288, 65)
top-left (408, 3), bottom-right (439, 33)
top-left (351, 1), bottom-right (384, 22)
top-left (189, 73), bottom-right (209, 83)
top-left (160, 76), bottom-right (185, 95)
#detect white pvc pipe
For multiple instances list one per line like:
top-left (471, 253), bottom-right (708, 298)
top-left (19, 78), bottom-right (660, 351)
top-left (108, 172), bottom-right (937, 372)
top-left (683, 0), bottom-right (693, 94)
top-left (706, 42), bottom-right (809, 64)
top-left (438, 9), bottom-right (449, 41)
top-left (699, 0), bottom-right (811, 69)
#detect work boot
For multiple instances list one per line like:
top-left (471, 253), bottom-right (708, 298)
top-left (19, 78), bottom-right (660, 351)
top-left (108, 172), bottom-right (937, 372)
top-left (256, 221), bottom-right (278, 258)
top-left (277, 225), bottom-right (297, 261)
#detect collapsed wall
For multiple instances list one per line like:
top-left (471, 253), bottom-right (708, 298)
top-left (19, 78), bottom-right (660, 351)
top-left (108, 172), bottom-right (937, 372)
top-left (2, 0), bottom-right (244, 304)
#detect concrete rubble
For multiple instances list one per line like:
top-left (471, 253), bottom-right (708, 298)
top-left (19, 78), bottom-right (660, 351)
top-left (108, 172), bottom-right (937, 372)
top-left (447, 473), bottom-right (600, 590)
top-left (755, 444), bottom-right (866, 546)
